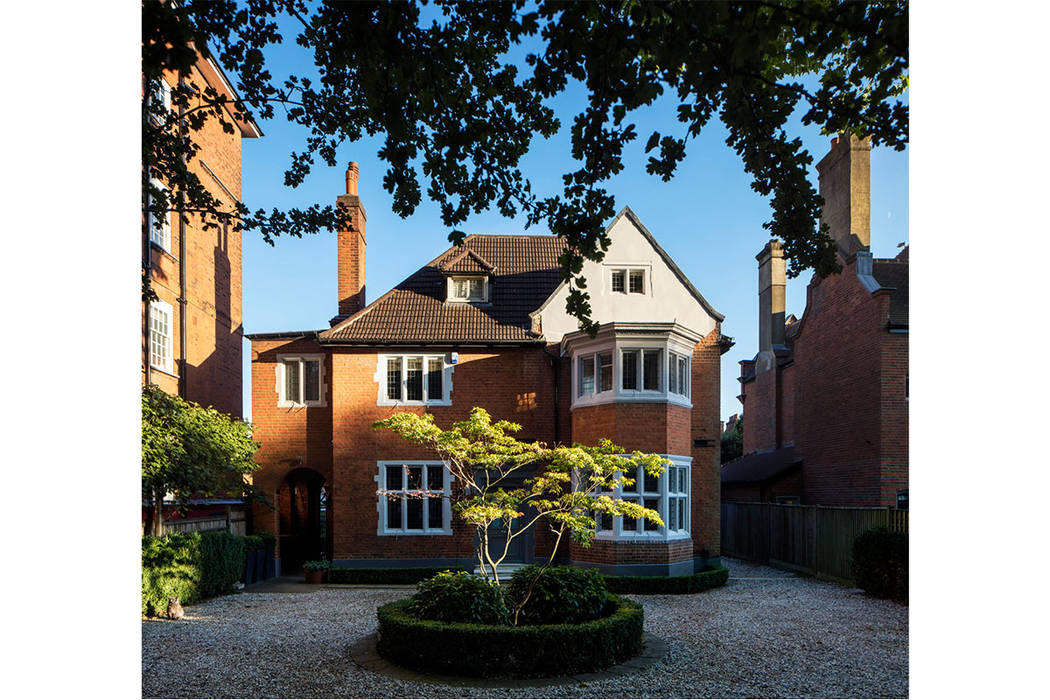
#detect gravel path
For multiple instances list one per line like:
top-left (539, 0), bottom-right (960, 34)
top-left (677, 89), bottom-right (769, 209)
top-left (142, 558), bottom-right (908, 698)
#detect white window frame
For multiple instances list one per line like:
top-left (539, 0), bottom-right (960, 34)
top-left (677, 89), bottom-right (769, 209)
top-left (148, 300), bottom-right (174, 375)
top-left (447, 276), bottom-right (489, 303)
top-left (376, 353), bottom-right (453, 406)
top-left (594, 455), bottom-right (691, 542)
top-left (375, 461), bottom-right (453, 535)
top-left (668, 350), bottom-right (691, 398)
top-left (149, 77), bottom-right (171, 125)
top-left (607, 266), bottom-right (649, 295)
top-left (575, 349), bottom-right (614, 399)
top-left (276, 354), bottom-right (327, 407)
top-left (147, 178), bottom-right (171, 252)
top-left (569, 333), bottom-right (694, 410)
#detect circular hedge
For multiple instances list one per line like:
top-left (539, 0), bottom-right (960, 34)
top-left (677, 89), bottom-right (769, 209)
top-left (376, 594), bottom-right (644, 677)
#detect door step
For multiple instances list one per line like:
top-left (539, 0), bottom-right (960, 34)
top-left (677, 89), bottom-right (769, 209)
top-left (474, 562), bottom-right (529, 579)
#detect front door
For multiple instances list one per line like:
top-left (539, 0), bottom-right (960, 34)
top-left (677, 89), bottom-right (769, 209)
top-left (484, 508), bottom-right (537, 565)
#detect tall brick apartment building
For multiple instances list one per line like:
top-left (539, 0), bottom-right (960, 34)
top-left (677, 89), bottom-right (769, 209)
top-left (248, 163), bottom-right (733, 575)
top-left (724, 134), bottom-right (909, 508)
top-left (142, 54), bottom-right (262, 417)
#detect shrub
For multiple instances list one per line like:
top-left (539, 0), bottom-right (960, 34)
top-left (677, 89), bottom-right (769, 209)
top-left (410, 571), bottom-right (510, 625)
top-left (141, 531), bottom-right (246, 616)
top-left (326, 566), bottom-right (469, 584)
top-left (603, 565), bottom-right (729, 594)
top-left (506, 565), bottom-right (609, 625)
top-left (244, 534), bottom-right (265, 552)
top-left (257, 532), bottom-right (277, 550)
top-left (852, 528), bottom-right (908, 601)
top-left (303, 560), bottom-right (331, 572)
top-left (377, 594), bottom-right (643, 677)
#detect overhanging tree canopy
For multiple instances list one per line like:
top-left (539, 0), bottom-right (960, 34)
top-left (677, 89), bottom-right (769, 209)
top-left (143, 0), bottom-right (907, 332)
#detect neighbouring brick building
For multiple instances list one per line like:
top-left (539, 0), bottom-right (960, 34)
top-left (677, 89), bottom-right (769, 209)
top-left (724, 134), bottom-right (909, 508)
top-left (248, 163), bottom-right (733, 575)
top-left (142, 54), bottom-right (262, 418)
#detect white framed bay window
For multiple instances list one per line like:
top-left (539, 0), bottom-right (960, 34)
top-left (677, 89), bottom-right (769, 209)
top-left (376, 461), bottom-right (452, 535)
top-left (593, 455), bottom-right (691, 540)
top-left (277, 354), bottom-right (326, 407)
top-left (377, 353), bottom-right (452, 406)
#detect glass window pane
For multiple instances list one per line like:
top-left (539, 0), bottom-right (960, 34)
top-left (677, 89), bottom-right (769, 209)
top-left (426, 465), bottom-right (443, 491)
top-left (580, 356), bottom-right (595, 396)
top-left (454, 278), bottom-right (468, 298)
top-left (386, 357), bottom-right (402, 400)
top-left (668, 501), bottom-right (678, 530)
top-left (629, 270), bottom-right (644, 293)
top-left (678, 499), bottom-right (686, 530)
top-left (598, 353), bottom-right (612, 392)
top-left (406, 499), bottom-right (423, 529)
top-left (427, 357), bottom-right (443, 401)
top-left (622, 496), bottom-right (637, 532)
top-left (621, 468), bottom-right (637, 493)
top-left (387, 497), bottom-right (402, 530)
top-left (406, 357), bottom-right (423, 400)
top-left (427, 498), bottom-right (443, 529)
top-left (679, 356), bottom-right (688, 395)
top-left (386, 465), bottom-right (403, 490)
top-left (611, 270), bottom-right (625, 292)
top-left (643, 497), bottom-right (660, 531)
top-left (469, 278), bottom-right (483, 298)
top-left (669, 354), bottom-right (678, 395)
top-left (407, 466), bottom-right (423, 490)
top-left (622, 350), bottom-right (638, 390)
top-left (643, 470), bottom-right (659, 493)
top-left (304, 360), bottom-right (320, 402)
top-left (643, 350), bottom-right (661, 391)
top-left (284, 360), bottom-right (300, 403)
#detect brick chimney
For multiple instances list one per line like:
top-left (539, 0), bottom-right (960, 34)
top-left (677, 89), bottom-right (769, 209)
top-left (816, 133), bottom-right (871, 256)
top-left (336, 161), bottom-right (366, 319)
top-left (756, 240), bottom-right (786, 370)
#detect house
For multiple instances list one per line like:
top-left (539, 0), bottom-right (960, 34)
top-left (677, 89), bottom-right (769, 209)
top-left (247, 163), bottom-right (733, 575)
top-left (725, 134), bottom-right (909, 508)
top-left (142, 52), bottom-right (262, 418)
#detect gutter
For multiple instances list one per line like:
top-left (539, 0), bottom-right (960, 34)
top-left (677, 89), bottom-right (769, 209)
top-left (177, 71), bottom-right (189, 398)
top-left (542, 345), bottom-right (561, 445)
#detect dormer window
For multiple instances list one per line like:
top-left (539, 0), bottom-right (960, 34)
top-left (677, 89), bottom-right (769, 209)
top-left (448, 276), bottom-right (488, 303)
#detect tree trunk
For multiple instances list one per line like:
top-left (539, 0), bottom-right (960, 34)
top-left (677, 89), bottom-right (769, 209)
top-left (153, 488), bottom-right (165, 537)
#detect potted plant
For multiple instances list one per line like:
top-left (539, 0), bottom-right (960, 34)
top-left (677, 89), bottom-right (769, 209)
top-left (304, 560), bottom-right (330, 584)
top-left (259, 532), bottom-right (277, 581)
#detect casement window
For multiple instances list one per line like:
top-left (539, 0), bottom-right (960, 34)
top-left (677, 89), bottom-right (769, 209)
top-left (147, 178), bottom-right (171, 251)
top-left (595, 457), bottom-right (691, 540)
top-left (896, 490), bottom-right (908, 510)
top-left (277, 355), bottom-right (326, 407)
top-left (377, 462), bottom-right (452, 535)
top-left (577, 351), bottom-right (613, 398)
top-left (448, 276), bottom-right (488, 302)
top-left (620, 348), bottom-right (662, 392)
top-left (149, 77), bottom-right (171, 125)
top-left (379, 354), bottom-right (450, 405)
top-left (609, 268), bottom-right (646, 294)
top-left (668, 351), bottom-right (690, 397)
top-left (148, 301), bottom-right (174, 374)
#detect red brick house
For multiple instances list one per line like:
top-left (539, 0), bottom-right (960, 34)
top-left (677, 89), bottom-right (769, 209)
top-left (725, 135), bottom-right (909, 508)
top-left (248, 163), bottom-right (732, 575)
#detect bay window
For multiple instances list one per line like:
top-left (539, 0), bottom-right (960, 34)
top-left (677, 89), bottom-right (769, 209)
top-left (592, 456), bottom-right (691, 540)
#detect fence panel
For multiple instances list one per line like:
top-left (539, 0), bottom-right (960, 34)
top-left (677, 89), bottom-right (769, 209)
top-left (151, 512), bottom-right (247, 537)
top-left (721, 502), bottom-right (908, 584)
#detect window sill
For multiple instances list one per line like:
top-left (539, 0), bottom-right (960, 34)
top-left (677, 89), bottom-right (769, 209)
top-left (149, 363), bottom-right (178, 379)
top-left (595, 530), bottom-right (691, 543)
top-left (277, 400), bottom-right (327, 409)
top-left (377, 399), bottom-right (452, 407)
top-left (149, 240), bottom-right (177, 261)
top-left (378, 529), bottom-right (453, 537)
top-left (571, 391), bottom-right (692, 410)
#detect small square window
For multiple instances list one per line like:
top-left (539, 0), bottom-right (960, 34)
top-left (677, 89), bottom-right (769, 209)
top-left (629, 270), bottom-right (644, 294)
top-left (611, 270), bottom-right (625, 293)
top-left (278, 356), bottom-right (325, 406)
top-left (449, 277), bottom-right (487, 302)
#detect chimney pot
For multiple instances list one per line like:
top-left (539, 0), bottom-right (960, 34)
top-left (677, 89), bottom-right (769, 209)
top-left (345, 161), bottom-right (360, 196)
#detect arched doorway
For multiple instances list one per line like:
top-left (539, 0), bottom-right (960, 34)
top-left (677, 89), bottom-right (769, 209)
top-left (279, 468), bottom-right (329, 572)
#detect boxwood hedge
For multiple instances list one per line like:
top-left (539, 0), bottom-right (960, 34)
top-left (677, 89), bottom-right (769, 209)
top-left (851, 528), bottom-right (908, 602)
top-left (327, 566), bottom-right (469, 585)
top-left (376, 594), bottom-right (644, 677)
top-left (141, 531), bottom-right (246, 616)
top-left (602, 565), bottom-right (729, 594)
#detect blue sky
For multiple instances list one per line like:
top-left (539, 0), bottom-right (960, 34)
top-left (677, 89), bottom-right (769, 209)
top-left (239, 16), bottom-right (908, 422)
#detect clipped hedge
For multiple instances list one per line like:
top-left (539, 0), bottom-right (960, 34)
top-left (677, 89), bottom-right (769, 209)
top-left (603, 565), bottom-right (729, 594)
top-left (412, 571), bottom-right (510, 625)
top-left (327, 566), bottom-right (469, 585)
top-left (506, 565), bottom-right (608, 625)
top-left (852, 528), bottom-right (908, 601)
top-left (142, 531), bottom-right (246, 617)
top-left (377, 594), bottom-right (643, 677)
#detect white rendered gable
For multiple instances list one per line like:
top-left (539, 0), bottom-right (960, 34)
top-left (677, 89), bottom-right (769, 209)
top-left (534, 207), bottom-right (721, 343)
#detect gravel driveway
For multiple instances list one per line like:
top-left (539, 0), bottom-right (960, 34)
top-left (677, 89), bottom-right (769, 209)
top-left (141, 558), bottom-right (907, 698)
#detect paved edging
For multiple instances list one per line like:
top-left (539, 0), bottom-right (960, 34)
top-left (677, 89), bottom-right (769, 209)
top-left (349, 631), bottom-right (669, 689)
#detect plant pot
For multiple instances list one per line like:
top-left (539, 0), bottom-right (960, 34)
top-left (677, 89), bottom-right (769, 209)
top-left (243, 554), bottom-right (256, 585)
top-left (264, 547), bottom-right (276, 580)
top-left (305, 570), bottom-right (324, 584)
top-left (252, 549), bottom-right (265, 582)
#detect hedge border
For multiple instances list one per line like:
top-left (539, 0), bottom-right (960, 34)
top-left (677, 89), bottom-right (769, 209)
top-left (376, 594), bottom-right (644, 677)
top-left (602, 565), bottom-right (729, 594)
top-left (327, 566), bottom-right (470, 585)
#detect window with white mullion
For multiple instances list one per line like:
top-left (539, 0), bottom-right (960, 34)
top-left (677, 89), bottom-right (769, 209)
top-left (147, 178), bottom-right (171, 251)
top-left (381, 462), bottom-right (450, 534)
top-left (382, 355), bottom-right (446, 404)
top-left (669, 351), bottom-right (690, 397)
top-left (148, 302), bottom-right (173, 373)
top-left (279, 356), bottom-right (324, 406)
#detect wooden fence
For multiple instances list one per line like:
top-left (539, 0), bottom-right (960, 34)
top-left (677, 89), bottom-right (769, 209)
top-left (149, 509), bottom-right (247, 537)
top-left (721, 502), bottom-right (908, 583)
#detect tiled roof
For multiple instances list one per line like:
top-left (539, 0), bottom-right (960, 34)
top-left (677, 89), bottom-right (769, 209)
top-left (721, 446), bottom-right (801, 484)
top-left (438, 249), bottom-right (496, 274)
top-left (320, 235), bottom-right (567, 344)
top-left (873, 253), bottom-right (909, 327)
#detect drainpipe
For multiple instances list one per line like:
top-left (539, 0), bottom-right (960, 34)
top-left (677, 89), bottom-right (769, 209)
top-left (177, 72), bottom-right (188, 398)
top-left (143, 163), bottom-right (152, 388)
top-left (542, 345), bottom-right (560, 445)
